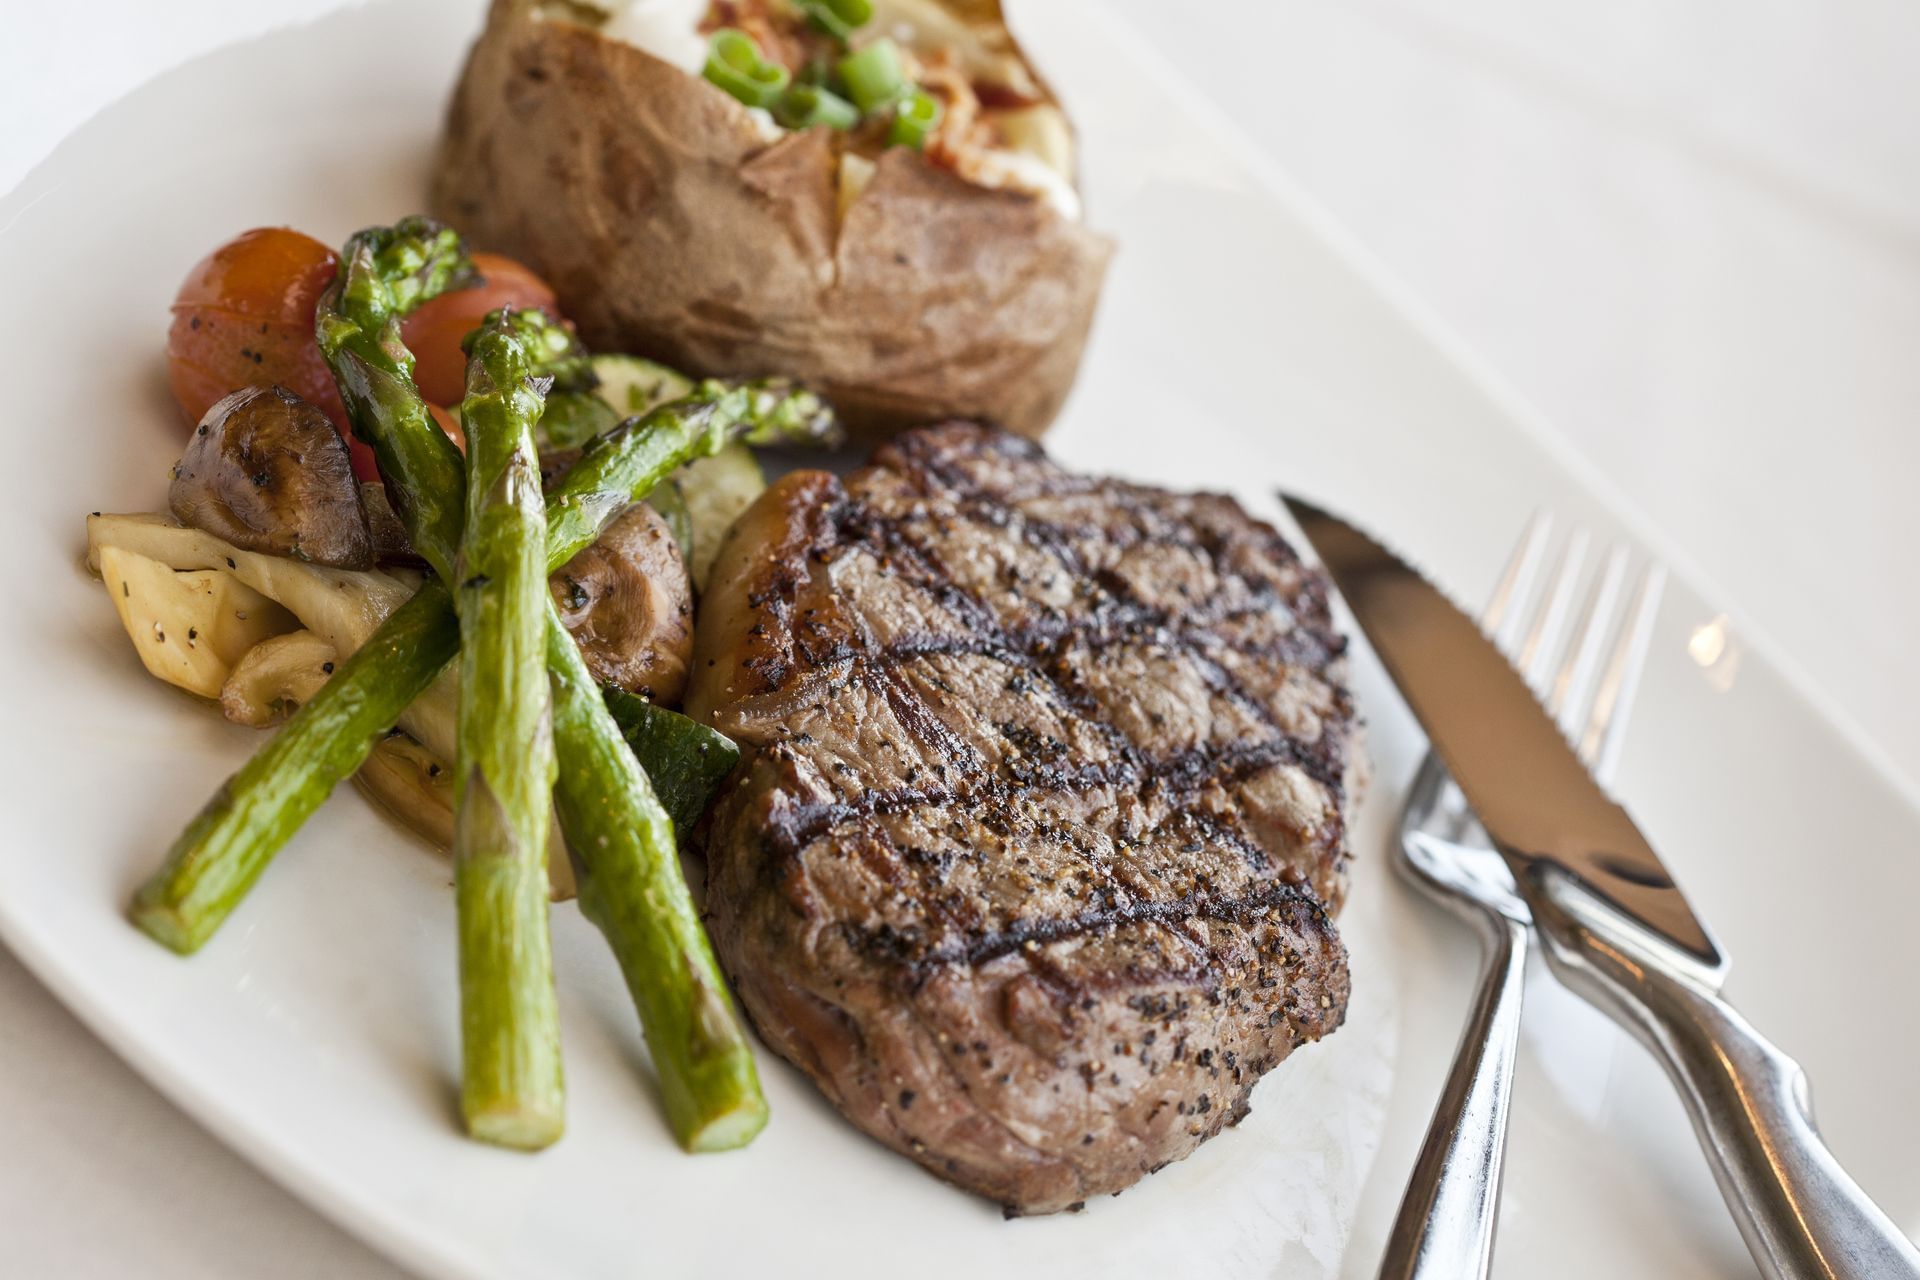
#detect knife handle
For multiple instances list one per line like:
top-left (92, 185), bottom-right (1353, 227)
top-left (1528, 867), bottom-right (1920, 1280)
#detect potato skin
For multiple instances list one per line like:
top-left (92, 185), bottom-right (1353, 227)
top-left (431, 0), bottom-right (1113, 439)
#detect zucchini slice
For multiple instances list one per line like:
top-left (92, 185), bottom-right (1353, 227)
top-left (602, 687), bottom-right (741, 834)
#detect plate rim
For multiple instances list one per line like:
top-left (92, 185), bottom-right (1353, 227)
top-left (3, 4), bottom-right (1917, 1278)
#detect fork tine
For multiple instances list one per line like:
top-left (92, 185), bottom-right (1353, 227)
top-left (1484, 512), bottom-right (1552, 642)
top-left (1548, 544), bottom-right (1628, 732)
top-left (1581, 560), bottom-right (1666, 786)
top-left (1516, 528), bottom-right (1588, 691)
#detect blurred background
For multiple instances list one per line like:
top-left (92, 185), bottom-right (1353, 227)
top-left (5, 1), bottom-right (1916, 1275)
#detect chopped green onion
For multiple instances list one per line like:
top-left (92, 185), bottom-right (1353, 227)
top-left (772, 83), bottom-right (861, 131)
top-left (796, 0), bottom-right (873, 41)
top-left (837, 38), bottom-right (905, 114)
top-left (703, 29), bottom-right (790, 109)
top-left (888, 88), bottom-right (942, 149)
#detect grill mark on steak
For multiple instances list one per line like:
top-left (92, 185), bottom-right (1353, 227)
top-left (869, 658), bottom-right (991, 780)
top-left (691, 423), bottom-right (1358, 1215)
top-left (898, 877), bottom-right (1328, 973)
top-left (760, 730), bottom-right (1342, 860)
top-left (833, 493), bottom-right (1147, 767)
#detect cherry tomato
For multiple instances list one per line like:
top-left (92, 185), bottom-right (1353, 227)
top-left (172, 226), bottom-right (336, 318)
top-left (401, 253), bottom-right (559, 408)
top-left (168, 228), bottom-right (344, 420)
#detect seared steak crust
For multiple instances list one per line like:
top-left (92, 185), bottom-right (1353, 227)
top-left (690, 424), bottom-right (1357, 1214)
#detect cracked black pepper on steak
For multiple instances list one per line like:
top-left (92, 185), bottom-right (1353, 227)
top-left (687, 423), bottom-right (1358, 1214)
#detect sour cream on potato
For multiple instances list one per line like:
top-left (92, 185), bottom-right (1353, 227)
top-left (600, 0), bottom-right (708, 74)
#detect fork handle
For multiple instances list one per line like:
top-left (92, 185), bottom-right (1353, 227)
top-left (1529, 868), bottom-right (1920, 1280)
top-left (1377, 907), bottom-right (1529, 1280)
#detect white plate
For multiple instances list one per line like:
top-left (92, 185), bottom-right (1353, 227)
top-left (2, 2), bottom-right (1916, 1276)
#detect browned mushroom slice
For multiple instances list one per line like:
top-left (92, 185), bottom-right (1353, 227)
top-left (550, 501), bottom-right (693, 705)
top-left (355, 729), bottom-right (456, 852)
top-left (219, 629), bottom-right (339, 727)
top-left (169, 385), bottom-right (374, 569)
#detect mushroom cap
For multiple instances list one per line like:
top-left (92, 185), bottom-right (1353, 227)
top-left (550, 501), bottom-right (694, 704)
top-left (170, 385), bottom-right (374, 569)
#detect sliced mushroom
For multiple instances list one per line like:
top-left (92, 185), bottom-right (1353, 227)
top-left (355, 730), bottom-right (455, 851)
top-left (219, 629), bottom-right (339, 727)
top-left (89, 513), bottom-right (413, 659)
top-left (551, 501), bottom-right (694, 704)
top-left (170, 385), bottom-right (374, 569)
top-left (355, 733), bottom-right (578, 901)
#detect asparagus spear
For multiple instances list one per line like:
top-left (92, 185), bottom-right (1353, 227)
top-left (485, 317), bottom-right (821, 1144)
top-left (543, 377), bottom-right (837, 570)
top-left (449, 314), bottom-right (565, 1149)
top-left (129, 582), bottom-right (459, 952)
top-left (316, 218), bottom-right (475, 580)
top-left (548, 627), bottom-right (765, 1149)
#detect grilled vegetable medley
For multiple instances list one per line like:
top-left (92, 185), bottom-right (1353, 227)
top-left (94, 216), bottom-right (840, 1152)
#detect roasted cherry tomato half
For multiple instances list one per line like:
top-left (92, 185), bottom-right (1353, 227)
top-left (167, 229), bottom-right (350, 440)
top-left (401, 253), bottom-right (560, 408)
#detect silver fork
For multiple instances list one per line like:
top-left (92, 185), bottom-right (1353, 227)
top-left (1375, 515), bottom-right (1666, 1280)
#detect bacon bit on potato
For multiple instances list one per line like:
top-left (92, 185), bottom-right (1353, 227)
top-left (971, 79), bottom-right (1044, 112)
top-left (914, 48), bottom-right (995, 174)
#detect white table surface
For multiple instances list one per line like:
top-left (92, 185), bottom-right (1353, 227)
top-left (4, 2), bottom-right (1915, 1275)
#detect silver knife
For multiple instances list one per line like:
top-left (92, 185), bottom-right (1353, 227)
top-left (1282, 495), bottom-right (1920, 1280)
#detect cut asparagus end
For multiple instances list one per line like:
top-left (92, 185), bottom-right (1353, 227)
top-left (464, 1097), bottom-right (566, 1151)
top-left (130, 779), bottom-right (255, 955)
top-left (679, 963), bottom-right (768, 1151)
top-left (454, 781), bottom-right (566, 1152)
top-left (127, 896), bottom-right (202, 956)
top-left (684, 1098), bottom-right (770, 1154)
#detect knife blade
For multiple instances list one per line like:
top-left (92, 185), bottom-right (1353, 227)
top-left (1280, 495), bottom-right (1723, 974)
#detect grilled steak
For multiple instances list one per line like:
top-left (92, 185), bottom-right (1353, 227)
top-left (687, 424), bottom-right (1357, 1214)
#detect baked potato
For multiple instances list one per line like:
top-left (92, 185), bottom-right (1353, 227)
top-left (431, 0), bottom-right (1113, 439)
